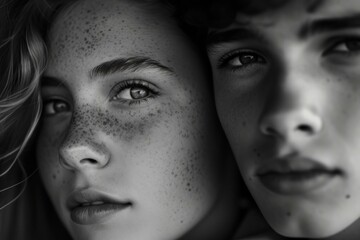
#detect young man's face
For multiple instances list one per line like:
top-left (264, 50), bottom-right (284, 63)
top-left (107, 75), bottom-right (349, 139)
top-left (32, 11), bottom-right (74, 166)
top-left (36, 0), bottom-right (229, 239)
top-left (208, 0), bottom-right (360, 238)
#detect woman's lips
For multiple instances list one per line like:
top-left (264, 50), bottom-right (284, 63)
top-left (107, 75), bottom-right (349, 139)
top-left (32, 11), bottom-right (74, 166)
top-left (67, 189), bottom-right (132, 225)
top-left (256, 157), bottom-right (342, 195)
top-left (71, 202), bottom-right (132, 225)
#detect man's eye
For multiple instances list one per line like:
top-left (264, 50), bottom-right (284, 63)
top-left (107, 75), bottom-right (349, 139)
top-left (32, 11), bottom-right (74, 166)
top-left (329, 39), bottom-right (360, 53)
top-left (219, 51), bottom-right (266, 69)
top-left (43, 99), bottom-right (70, 116)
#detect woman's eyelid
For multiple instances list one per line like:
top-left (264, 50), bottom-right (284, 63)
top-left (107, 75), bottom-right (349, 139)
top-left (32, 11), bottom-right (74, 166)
top-left (109, 79), bottom-right (160, 102)
top-left (42, 99), bottom-right (72, 117)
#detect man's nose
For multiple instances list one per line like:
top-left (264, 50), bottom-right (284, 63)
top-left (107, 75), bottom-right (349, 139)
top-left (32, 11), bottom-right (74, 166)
top-left (259, 60), bottom-right (323, 142)
top-left (260, 107), bottom-right (322, 140)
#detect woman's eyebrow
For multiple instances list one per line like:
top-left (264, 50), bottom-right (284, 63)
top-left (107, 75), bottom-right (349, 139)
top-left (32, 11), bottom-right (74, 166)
top-left (89, 56), bottom-right (175, 79)
top-left (41, 76), bottom-right (65, 87)
top-left (299, 14), bottom-right (360, 38)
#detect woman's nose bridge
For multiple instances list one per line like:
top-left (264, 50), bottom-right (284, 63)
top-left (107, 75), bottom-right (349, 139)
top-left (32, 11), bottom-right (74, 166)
top-left (58, 106), bottom-right (111, 170)
top-left (61, 108), bottom-right (94, 148)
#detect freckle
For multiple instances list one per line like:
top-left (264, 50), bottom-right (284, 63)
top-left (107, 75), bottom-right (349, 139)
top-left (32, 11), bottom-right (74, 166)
top-left (242, 121), bottom-right (247, 127)
top-left (346, 194), bottom-right (351, 199)
top-left (52, 174), bottom-right (56, 180)
top-left (286, 212), bottom-right (291, 217)
top-left (248, 177), bottom-right (252, 181)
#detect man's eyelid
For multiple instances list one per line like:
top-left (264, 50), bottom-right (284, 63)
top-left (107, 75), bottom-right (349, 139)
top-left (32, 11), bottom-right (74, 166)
top-left (217, 48), bottom-right (266, 66)
top-left (208, 40), bottom-right (261, 58)
top-left (323, 36), bottom-right (360, 55)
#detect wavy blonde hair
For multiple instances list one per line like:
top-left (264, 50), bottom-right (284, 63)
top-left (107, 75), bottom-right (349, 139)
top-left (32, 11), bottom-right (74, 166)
top-left (0, 0), bottom-right (49, 208)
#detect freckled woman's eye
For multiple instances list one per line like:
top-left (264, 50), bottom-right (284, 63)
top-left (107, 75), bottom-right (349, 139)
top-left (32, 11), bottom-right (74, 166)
top-left (130, 87), bottom-right (149, 99)
top-left (43, 99), bottom-right (70, 116)
top-left (110, 80), bottom-right (159, 104)
top-left (114, 86), bottom-right (150, 100)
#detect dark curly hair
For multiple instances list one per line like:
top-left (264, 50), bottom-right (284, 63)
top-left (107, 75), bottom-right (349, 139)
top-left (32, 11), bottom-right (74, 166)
top-left (175, 0), bottom-right (323, 29)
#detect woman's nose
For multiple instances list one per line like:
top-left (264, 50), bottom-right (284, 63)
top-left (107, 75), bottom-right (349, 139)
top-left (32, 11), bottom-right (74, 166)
top-left (59, 141), bottom-right (111, 171)
top-left (58, 110), bottom-right (111, 171)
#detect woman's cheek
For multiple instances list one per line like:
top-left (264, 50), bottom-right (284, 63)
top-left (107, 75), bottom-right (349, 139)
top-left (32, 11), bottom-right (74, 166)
top-left (36, 127), bottom-right (66, 187)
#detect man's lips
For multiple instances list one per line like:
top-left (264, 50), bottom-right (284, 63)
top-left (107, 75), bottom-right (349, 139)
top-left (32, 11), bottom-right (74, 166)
top-left (66, 189), bottom-right (132, 225)
top-left (257, 156), bottom-right (339, 175)
top-left (256, 156), bottom-right (342, 195)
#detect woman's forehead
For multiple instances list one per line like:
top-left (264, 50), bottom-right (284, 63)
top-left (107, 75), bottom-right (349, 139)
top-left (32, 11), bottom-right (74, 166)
top-left (47, 0), bottom-right (173, 61)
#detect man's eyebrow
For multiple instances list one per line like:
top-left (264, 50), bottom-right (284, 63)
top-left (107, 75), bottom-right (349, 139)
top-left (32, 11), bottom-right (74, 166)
top-left (207, 28), bottom-right (267, 49)
top-left (89, 56), bottom-right (174, 79)
top-left (300, 14), bottom-right (360, 38)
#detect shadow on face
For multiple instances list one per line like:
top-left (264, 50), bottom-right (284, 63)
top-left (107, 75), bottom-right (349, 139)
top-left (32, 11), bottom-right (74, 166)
top-left (208, 0), bottom-right (360, 238)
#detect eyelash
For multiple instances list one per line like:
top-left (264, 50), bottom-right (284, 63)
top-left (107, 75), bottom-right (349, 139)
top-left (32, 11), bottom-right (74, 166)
top-left (42, 98), bottom-right (71, 117)
top-left (217, 49), bottom-right (266, 71)
top-left (109, 79), bottom-right (160, 105)
top-left (325, 36), bottom-right (360, 55)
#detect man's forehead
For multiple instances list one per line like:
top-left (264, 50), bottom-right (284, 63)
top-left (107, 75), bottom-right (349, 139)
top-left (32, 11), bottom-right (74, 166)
top-left (207, 0), bottom-right (360, 48)
top-left (226, 0), bottom-right (360, 27)
top-left (229, 0), bottom-right (359, 18)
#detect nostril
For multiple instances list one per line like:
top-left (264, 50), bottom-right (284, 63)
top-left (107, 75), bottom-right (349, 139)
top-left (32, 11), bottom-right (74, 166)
top-left (79, 158), bottom-right (98, 165)
top-left (262, 125), bottom-right (280, 137)
top-left (296, 124), bottom-right (313, 133)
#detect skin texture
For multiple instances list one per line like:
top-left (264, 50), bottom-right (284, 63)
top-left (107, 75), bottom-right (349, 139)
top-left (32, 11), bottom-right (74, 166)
top-left (36, 0), bottom-right (239, 239)
top-left (208, 0), bottom-right (360, 239)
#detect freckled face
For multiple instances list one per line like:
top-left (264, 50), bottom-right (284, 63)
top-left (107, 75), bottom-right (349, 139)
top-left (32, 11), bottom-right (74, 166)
top-left (208, 0), bottom-right (360, 238)
top-left (36, 0), bottom-right (226, 239)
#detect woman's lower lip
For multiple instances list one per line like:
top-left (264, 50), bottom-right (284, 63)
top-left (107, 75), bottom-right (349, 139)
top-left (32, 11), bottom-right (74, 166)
top-left (258, 171), bottom-right (339, 195)
top-left (71, 203), bottom-right (131, 225)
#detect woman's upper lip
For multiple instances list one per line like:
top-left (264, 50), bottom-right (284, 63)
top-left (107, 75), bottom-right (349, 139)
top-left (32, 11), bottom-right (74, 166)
top-left (66, 189), bottom-right (132, 210)
top-left (257, 155), bottom-right (341, 176)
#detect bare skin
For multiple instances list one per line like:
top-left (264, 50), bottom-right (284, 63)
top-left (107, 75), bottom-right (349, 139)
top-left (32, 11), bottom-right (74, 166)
top-left (208, 0), bottom-right (360, 239)
top-left (36, 0), bottom-right (240, 239)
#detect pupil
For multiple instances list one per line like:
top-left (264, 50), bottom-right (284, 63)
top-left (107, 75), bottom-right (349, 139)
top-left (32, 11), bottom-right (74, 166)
top-left (240, 55), bottom-right (255, 64)
top-left (130, 87), bottom-right (148, 99)
top-left (54, 101), bottom-right (68, 112)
